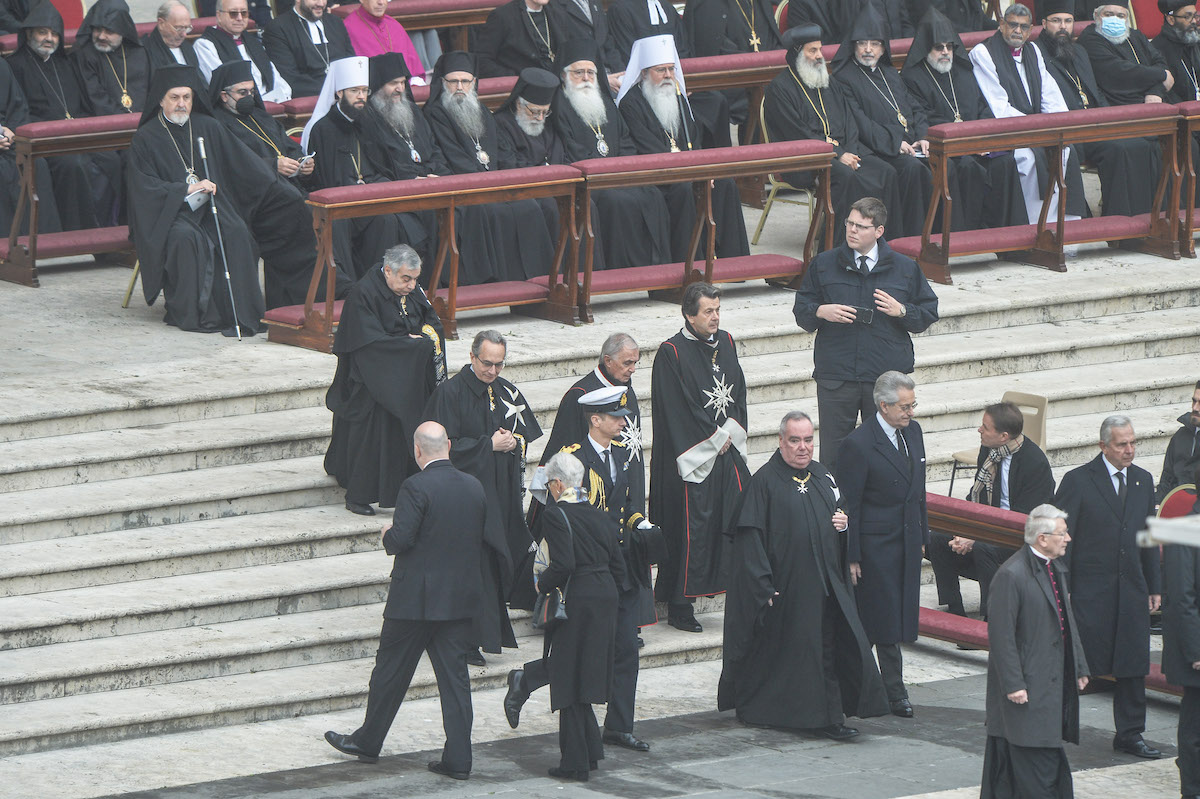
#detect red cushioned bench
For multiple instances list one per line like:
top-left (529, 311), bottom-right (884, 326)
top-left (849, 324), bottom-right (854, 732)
top-left (263, 165), bottom-right (584, 351)
top-left (563, 141), bottom-right (833, 318)
top-left (890, 103), bottom-right (1181, 284)
top-left (332, 0), bottom-right (503, 50)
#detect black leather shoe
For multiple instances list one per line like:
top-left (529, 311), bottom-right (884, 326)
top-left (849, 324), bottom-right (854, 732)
top-left (428, 761), bottom-right (469, 780)
top-left (638, 636), bottom-right (645, 648)
top-left (603, 729), bottom-right (650, 751)
top-left (816, 723), bottom-right (860, 740)
top-left (466, 648), bottom-right (486, 667)
top-left (1113, 739), bottom-right (1163, 759)
top-left (548, 767), bottom-right (589, 781)
top-left (503, 669), bottom-right (528, 729)
top-left (345, 501), bottom-right (375, 516)
top-left (324, 731), bottom-right (379, 763)
top-left (668, 615), bottom-right (703, 633)
top-left (890, 699), bottom-right (914, 718)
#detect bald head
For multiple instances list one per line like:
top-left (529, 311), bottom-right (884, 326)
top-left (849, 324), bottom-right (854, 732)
top-left (414, 421), bottom-right (450, 466)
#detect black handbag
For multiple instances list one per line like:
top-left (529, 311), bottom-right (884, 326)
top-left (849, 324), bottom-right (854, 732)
top-left (532, 507), bottom-right (574, 632)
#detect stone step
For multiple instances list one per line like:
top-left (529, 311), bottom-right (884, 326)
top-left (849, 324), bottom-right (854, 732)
top-left (0, 609), bottom-right (725, 756)
top-left (0, 455), bottom-right (341, 544)
top-left (0, 406), bottom-right (333, 492)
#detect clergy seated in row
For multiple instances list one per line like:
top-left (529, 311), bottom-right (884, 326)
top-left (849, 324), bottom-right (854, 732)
top-left (764, 25), bottom-right (903, 246)
top-left (263, 0), bottom-right (354, 99)
top-left (195, 0), bottom-right (292, 104)
top-left (617, 35), bottom-right (750, 261)
top-left (343, 0), bottom-right (429, 81)
top-left (788, 0), bottom-right (913, 42)
top-left (325, 243), bottom-right (447, 516)
top-left (6, 0), bottom-right (121, 231)
top-left (473, 0), bottom-right (563, 80)
top-left (830, 14), bottom-right (933, 240)
top-left (969, 3), bottom-right (1090, 228)
top-left (423, 50), bottom-right (557, 283)
top-left (1037, 2), bottom-right (1164, 215)
top-left (195, 0), bottom-right (272, 30)
top-left (900, 9), bottom-right (1026, 230)
top-left (683, 0), bottom-right (781, 123)
top-left (73, 0), bottom-right (150, 116)
top-left (0, 57), bottom-right (65, 237)
top-left (142, 1), bottom-right (200, 78)
top-left (128, 65), bottom-right (324, 334)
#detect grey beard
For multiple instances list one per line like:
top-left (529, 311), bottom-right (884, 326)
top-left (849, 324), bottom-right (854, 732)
top-left (30, 41), bottom-right (58, 59)
top-left (93, 40), bottom-right (115, 52)
top-left (641, 79), bottom-right (680, 138)
top-left (564, 81), bottom-right (608, 128)
top-left (794, 55), bottom-right (829, 89)
top-left (855, 54), bottom-right (878, 69)
top-left (516, 114), bottom-right (545, 137)
top-left (370, 92), bottom-right (416, 138)
top-left (1186, 30), bottom-right (1200, 45)
top-left (439, 86), bottom-right (485, 141)
top-left (165, 111), bottom-right (189, 125)
top-left (925, 54), bottom-right (953, 74)
top-left (1099, 27), bottom-right (1130, 46)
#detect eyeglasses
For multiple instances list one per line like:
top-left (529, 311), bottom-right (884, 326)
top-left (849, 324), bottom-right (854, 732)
top-left (931, 42), bottom-right (954, 52)
top-left (1098, 10), bottom-right (1128, 19)
top-left (226, 87), bottom-right (254, 97)
top-left (890, 402), bottom-right (918, 412)
top-left (567, 68), bottom-right (598, 78)
top-left (1173, 10), bottom-right (1197, 20)
top-left (473, 356), bottom-right (504, 369)
top-left (170, 24), bottom-right (193, 33)
top-left (444, 77), bottom-right (474, 88)
top-left (222, 9), bottom-right (250, 17)
top-left (1003, 20), bottom-right (1033, 31)
top-left (844, 219), bottom-right (878, 232)
top-left (522, 105), bottom-right (552, 119)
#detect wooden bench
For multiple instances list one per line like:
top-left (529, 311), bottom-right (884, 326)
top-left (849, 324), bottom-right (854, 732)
top-left (557, 141), bottom-right (834, 321)
top-left (1178, 99), bottom-right (1200, 257)
top-left (330, 0), bottom-right (504, 51)
top-left (264, 165), bottom-right (584, 350)
top-left (889, 103), bottom-right (1181, 285)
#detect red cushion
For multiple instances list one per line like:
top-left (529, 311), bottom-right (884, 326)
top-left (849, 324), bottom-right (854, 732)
top-left (589, 263), bottom-right (692, 293)
top-left (435, 280), bottom-right (549, 307)
top-left (889, 224), bottom-right (1041, 257)
top-left (308, 165), bottom-right (580, 205)
top-left (919, 607), bottom-right (990, 649)
top-left (1059, 214), bottom-right (1151, 241)
top-left (283, 96), bottom-right (319, 117)
top-left (926, 492), bottom-right (1027, 533)
top-left (680, 50), bottom-right (785, 76)
top-left (573, 141), bottom-right (831, 177)
top-left (929, 102), bottom-right (1178, 141)
top-left (264, 300), bottom-right (345, 326)
top-left (14, 114), bottom-right (139, 140)
top-left (1181, 100), bottom-right (1200, 119)
top-left (710, 254), bottom-right (804, 280)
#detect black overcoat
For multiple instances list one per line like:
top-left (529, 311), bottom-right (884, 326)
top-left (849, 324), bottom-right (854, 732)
top-left (1163, 500), bottom-right (1200, 688)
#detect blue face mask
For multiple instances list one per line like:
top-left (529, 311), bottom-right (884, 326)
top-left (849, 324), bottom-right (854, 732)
top-left (1100, 15), bottom-right (1127, 37)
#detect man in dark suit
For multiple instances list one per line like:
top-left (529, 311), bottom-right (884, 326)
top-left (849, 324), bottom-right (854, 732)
top-left (930, 401), bottom-right (1055, 618)
top-left (555, 0), bottom-right (624, 82)
top-left (263, 0), bottom-right (355, 97)
top-left (837, 370), bottom-right (929, 718)
top-left (324, 421), bottom-right (487, 779)
top-left (982, 504), bottom-right (1090, 798)
top-left (1054, 414), bottom-right (1164, 759)
top-left (1162, 464), bottom-right (1200, 799)
top-left (1156, 379), bottom-right (1200, 504)
top-left (793, 196), bottom-right (939, 475)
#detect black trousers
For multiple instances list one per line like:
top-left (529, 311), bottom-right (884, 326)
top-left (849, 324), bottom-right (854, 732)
top-left (353, 617), bottom-right (474, 771)
top-left (816, 379), bottom-right (877, 476)
top-left (1181, 686), bottom-right (1200, 795)
top-left (981, 735), bottom-right (1074, 799)
top-left (927, 532), bottom-right (1010, 618)
top-left (1113, 675), bottom-right (1148, 746)
top-left (875, 642), bottom-right (907, 704)
top-left (559, 703), bottom-right (603, 771)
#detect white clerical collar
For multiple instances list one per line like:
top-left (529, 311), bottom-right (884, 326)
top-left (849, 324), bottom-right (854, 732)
top-left (1030, 546), bottom-right (1051, 563)
top-left (647, 0), bottom-right (668, 24)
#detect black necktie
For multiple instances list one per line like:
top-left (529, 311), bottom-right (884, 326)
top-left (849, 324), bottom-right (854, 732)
top-left (601, 449), bottom-right (611, 481)
top-left (1192, 428), bottom-right (1199, 458)
top-left (897, 429), bottom-right (910, 463)
top-left (1116, 471), bottom-right (1127, 507)
top-left (858, 255), bottom-right (869, 275)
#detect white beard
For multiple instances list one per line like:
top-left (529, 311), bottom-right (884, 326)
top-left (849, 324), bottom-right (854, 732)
top-left (439, 86), bottom-right (486, 140)
top-left (1185, 30), bottom-right (1200, 45)
top-left (516, 114), bottom-right (545, 137)
top-left (93, 38), bottom-right (119, 53)
top-left (370, 91), bottom-right (416, 138)
top-left (640, 79), bottom-right (680, 138)
top-left (165, 111), bottom-right (189, 125)
top-left (926, 53), bottom-right (953, 74)
top-left (1099, 27), bottom-right (1130, 45)
top-left (794, 54), bottom-right (830, 89)
top-left (563, 80), bottom-right (608, 128)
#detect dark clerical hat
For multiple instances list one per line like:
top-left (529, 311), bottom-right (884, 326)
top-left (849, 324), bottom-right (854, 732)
top-left (208, 60), bottom-right (254, 108)
top-left (1159, 0), bottom-right (1192, 14)
top-left (369, 52), bottom-right (411, 94)
top-left (515, 67), bottom-right (559, 105)
top-left (1038, 0), bottom-right (1076, 17)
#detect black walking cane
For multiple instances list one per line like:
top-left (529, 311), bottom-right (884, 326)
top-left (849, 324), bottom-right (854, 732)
top-left (196, 136), bottom-right (242, 341)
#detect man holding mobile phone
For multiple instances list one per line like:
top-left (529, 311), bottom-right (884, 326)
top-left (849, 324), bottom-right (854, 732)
top-left (792, 196), bottom-right (939, 474)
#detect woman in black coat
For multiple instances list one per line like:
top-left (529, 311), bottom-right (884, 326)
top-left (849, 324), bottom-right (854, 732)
top-left (539, 453), bottom-right (627, 782)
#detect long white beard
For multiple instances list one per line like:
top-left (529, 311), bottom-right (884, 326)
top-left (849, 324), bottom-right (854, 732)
top-left (1100, 27), bottom-right (1130, 45)
top-left (794, 55), bottom-right (829, 89)
top-left (439, 86), bottom-right (485, 140)
top-left (563, 80), bottom-right (608, 128)
top-left (926, 53), bottom-right (953, 74)
top-left (370, 91), bottom-right (416, 138)
top-left (640, 79), bottom-right (680, 137)
top-left (516, 114), bottom-right (545, 137)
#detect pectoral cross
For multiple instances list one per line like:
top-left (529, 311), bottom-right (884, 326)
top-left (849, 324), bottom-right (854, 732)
top-left (749, 31), bottom-right (761, 51)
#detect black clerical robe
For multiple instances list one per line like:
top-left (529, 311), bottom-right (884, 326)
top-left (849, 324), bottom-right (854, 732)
top-left (1153, 23), bottom-right (1200, 103)
top-left (142, 27), bottom-right (201, 77)
top-left (902, 62), bottom-right (1026, 229)
top-left (495, 109), bottom-right (564, 167)
top-left (619, 85), bottom-right (749, 261)
top-left (424, 98), bottom-right (556, 282)
top-left (904, 0), bottom-right (992, 34)
top-left (684, 0), bottom-right (781, 57)
top-left (649, 327), bottom-right (750, 602)
top-left (608, 0), bottom-right (692, 63)
top-left (0, 58), bottom-right (62, 237)
top-left (718, 452), bottom-right (889, 729)
top-left (423, 365), bottom-right (543, 653)
top-left (1078, 26), bottom-right (1169, 106)
top-left (474, 0), bottom-right (563, 78)
top-left (0, 0), bottom-right (31, 34)
top-left (75, 41), bottom-right (151, 116)
top-left (763, 70), bottom-right (900, 246)
top-left (788, 0), bottom-right (912, 42)
top-left (263, 10), bottom-right (355, 98)
top-left (557, 0), bottom-right (623, 73)
top-left (325, 268), bottom-right (447, 506)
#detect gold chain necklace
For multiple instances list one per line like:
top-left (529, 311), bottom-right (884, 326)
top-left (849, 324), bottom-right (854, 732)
top-left (349, 137), bottom-right (365, 183)
top-left (33, 58), bottom-right (73, 119)
top-left (106, 46), bottom-right (132, 110)
top-left (858, 64), bottom-right (907, 129)
top-left (158, 113), bottom-right (199, 184)
top-left (585, 122), bottom-right (609, 156)
top-left (236, 115), bottom-right (283, 157)
top-left (526, 9), bottom-right (554, 61)
top-left (923, 62), bottom-right (962, 122)
top-left (731, 0), bottom-right (760, 51)
top-left (789, 67), bottom-right (838, 145)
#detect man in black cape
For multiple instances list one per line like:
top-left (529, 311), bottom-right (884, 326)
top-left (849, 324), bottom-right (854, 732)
top-left (788, 0), bottom-right (913, 41)
top-left (650, 283), bottom-right (750, 633)
top-left (904, 0), bottom-right (994, 33)
top-left (830, 13), bottom-right (933, 239)
top-left (0, 57), bottom-right (62, 237)
top-left (474, 0), bottom-right (565, 78)
top-left (127, 65), bottom-right (315, 333)
top-left (7, 0), bottom-right (119, 232)
top-left (495, 67), bottom-right (566, 167)
top-left (1080, 1), bottom-right (1173, 105)
top-left (1153, 0), bottom-right (1200, 103)
top-left (423, 329), bottom-right (542, 663)
top-left (325, 244), bottom-right (447, 515)
top-left (73, 0), bottom-right (150, 116)
top-left (901, 8), bottom-right (1026, 229)
top-left (424, 50), bottom-right (557, 284)
top-left (683, 0), bottom-right (780, 123)
top-left (142, 1), bottom-right (201, 77)
top-left (719, 411), bottom-right (888, 738)
top-left (263, 0), bottom-right (356, 98)
top-left (550, 38), bottom-right (677, 269)
top-left (1037, 2), bottom-right (1164, 216)
top-left (617, 34), bottom-right (749, 261)
top-left (764, 25), bottom-right (902, 246)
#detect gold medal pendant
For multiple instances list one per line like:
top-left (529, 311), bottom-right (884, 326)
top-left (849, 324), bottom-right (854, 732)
top-left (953, 113), bottom-right (962, 123)
top-left (121, 92), bottom-right (132, 109)
top-left (185, 171), bottom-right (199, 185)
top-left (476, 149), bottom-right (490, 166)
top-left (1080, 91), bottom-right (1089, 108)
top-left (897, 111), bottom-right (907, 128)
top-left (670, 143), bottom-right (680, 153)
top-left (596, 135), bottom-right (609, 156)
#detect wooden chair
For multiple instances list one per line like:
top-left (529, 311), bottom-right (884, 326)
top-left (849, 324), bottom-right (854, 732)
top-left (751, 101), bottom-right (813, 245)
top-left (948, 391), bottom-right (1049, 497)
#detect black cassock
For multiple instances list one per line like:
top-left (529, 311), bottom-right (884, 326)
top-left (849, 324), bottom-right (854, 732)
top-left (763, 70), bottom-right (900, 245)
top-left (262, 11), bottom-right (355, 98)
top-left (788, 0), bottom-right (912, 41)
top-left (682, 0), bottom-right (781, 123)
top-left (901, 62), bottom-right (1026, 229)
top-left (832, 62), bottom-right (933, 239)
top-left (1079, 26), bottom-right (1170, 106)
top-left (608, 0), bottom-right (692, 63)
top-left (718, 452), bottom-right (889, 729)
top-left (75, 42), bottom-right (151, 117)
top-left (552, 95), bottom-right (674, 269)
top-left (473, 0), bottom-right (563, 78)
top-left (424, 99), bottom-right (556, 283)
top-left (0, 57), bottom-right (63, 237)
top-left (904, 0), bottom-right (992, 34)
top-left (619, 85), bottom-right (749, 261)
top-left (325, 267), bottom-right (446, 506)
top-left (649, 327), bottom-right (750, 602)
top-left (142, 27), bottom-right (201, 77)
top-left (423, 365), bottom-right (543, 652)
